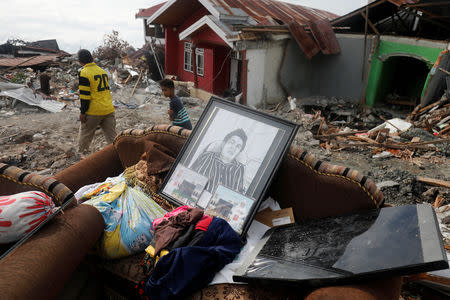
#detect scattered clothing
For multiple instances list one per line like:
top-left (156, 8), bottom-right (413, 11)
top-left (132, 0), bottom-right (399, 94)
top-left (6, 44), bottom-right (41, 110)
top-left (153, 206), bottom-right (204, 255)
top-left (167, 224), bottom-right (196, 250)
top-left (195, 215), bottom-right (213, 231)
top-left (152, 205), bottom-right (192, 228)
top-left (145, 217), bottom-right (242, 300)
top-left (123, 144), bottom-right (177, 212)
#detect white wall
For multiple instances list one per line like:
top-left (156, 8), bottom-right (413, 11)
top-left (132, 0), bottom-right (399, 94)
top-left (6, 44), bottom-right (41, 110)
top-left (246, 48), bottom-right (266, 107)
top-left (263, 42), bottom-right (285, 105)
top-left (245, 40), bottom-right (286, 107)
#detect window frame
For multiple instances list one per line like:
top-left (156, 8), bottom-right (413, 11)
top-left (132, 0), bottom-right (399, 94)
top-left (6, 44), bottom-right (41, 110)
top-left (195, 48), bottom-right (204, 77)
top-left (183, 42), bottom-right (193, 72)
top-left (183, 42), bottom-right (205, 77)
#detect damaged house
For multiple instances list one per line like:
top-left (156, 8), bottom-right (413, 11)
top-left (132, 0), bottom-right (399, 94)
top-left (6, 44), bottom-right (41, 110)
top-left (0, 39), bottom-right (68, 70)
top-left (136, 2), bottom-right (167, 45)
top-left (146, 0), bottom-right (339, 107)
top-left (145, 0), bottom-right (449, 108)
top-left (331, 0), bottom-right (450, 107)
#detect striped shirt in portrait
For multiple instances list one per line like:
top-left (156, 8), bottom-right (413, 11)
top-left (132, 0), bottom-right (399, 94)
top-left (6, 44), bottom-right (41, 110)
top-left (191, 151), bottom-right (244, 194)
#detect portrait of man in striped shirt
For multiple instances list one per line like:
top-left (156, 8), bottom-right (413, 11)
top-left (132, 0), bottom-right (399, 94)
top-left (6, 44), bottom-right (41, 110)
top-left (190, 128), bottom-right (247, 195)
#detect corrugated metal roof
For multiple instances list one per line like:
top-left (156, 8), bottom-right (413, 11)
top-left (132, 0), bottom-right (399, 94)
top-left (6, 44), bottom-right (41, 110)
top-left (309, 19), bottom-right (341, 55)
top-left (287, 20), bottom-right (320, 59)
top-left (148, 0), bottom-right (341, 59)
top-left (0, 55), bottom-right (60, 68)
top-left (211, 0), bottom-right (338, 25)
top-left (136, 2), bottom-right (167, 18)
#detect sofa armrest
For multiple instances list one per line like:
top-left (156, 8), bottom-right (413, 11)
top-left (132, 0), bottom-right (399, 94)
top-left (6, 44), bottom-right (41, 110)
top-left (0, 163), bottom-right (75, 207)
top-left (54, 144), bottom-right (123, 194)
top-left (305, 277), bottom-right (403, 300)
top-left (0, 204), bottom-right (104, 300)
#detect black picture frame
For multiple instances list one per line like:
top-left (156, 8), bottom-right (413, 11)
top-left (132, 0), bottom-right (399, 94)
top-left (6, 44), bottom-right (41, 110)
top-left (159, 96), bottom-right (298, 237)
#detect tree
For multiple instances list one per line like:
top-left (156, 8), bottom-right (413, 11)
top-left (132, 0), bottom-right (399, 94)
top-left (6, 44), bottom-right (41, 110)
top-left (93, 30), bottom-right (134, 61)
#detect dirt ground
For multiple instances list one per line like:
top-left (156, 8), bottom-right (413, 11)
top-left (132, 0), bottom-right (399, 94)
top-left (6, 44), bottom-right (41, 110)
top-left (1, 87), bottom-right (448, 207)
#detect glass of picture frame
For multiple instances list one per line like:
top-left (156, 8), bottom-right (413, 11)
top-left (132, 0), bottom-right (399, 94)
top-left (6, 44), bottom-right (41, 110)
top-left (159, 96), bottom-right (298, 237)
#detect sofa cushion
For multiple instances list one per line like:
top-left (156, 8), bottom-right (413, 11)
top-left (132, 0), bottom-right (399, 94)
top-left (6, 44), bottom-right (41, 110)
top-left (113, 125), bottom-right (190, 169)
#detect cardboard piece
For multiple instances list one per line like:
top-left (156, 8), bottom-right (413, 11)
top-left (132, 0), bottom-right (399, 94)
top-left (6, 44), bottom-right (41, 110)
top-left (254, 207), bottom-right (295, 228)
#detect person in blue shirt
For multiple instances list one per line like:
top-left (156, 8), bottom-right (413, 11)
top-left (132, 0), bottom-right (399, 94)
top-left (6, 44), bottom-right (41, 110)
top-left (159, 79), bottom-right (192, 130)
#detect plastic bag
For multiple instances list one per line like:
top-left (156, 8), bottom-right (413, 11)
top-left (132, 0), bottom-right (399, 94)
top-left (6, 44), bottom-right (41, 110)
top-left (0, 191), bottom-right (57, 244)
top-left (84, 182), bottom-right (167, 259)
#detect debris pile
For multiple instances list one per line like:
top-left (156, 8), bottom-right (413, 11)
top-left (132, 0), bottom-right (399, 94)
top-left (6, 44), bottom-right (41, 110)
top-left (407, 97), bottom-right (450, 137)
top-left (263, 96), bottom-right (449, 207)
top-left (268, 97), bottom-right (449, 159)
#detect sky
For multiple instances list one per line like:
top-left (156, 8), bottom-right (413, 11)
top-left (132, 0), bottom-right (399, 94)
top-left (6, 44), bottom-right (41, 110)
top-left (0, 0), bottom-right (368, 54)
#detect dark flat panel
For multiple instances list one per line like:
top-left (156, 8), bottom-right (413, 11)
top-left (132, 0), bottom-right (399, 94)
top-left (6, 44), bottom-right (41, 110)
top-left (234, 204), bottom-right (448, 286)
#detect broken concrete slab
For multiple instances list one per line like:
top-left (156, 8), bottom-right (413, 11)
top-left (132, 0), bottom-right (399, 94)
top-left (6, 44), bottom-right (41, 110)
top-left (369, 118), bottom-right (412, 134)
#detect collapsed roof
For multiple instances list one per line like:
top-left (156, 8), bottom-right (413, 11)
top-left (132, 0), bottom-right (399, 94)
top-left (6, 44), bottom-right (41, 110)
top-left (148, 0), bottom-right (341, 59)
top-left (0, 39), bottom-right (68, 68)
top-left (332, 0), bottom-right (450, 40)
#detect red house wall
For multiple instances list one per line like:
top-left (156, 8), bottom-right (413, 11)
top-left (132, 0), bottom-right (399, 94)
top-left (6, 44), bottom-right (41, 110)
top-left (165, 27), bottom-right (178, 75)
top-left (213, 46), bottom-right (231, 95)
top-left (163, 6), bottom-right (230, 94)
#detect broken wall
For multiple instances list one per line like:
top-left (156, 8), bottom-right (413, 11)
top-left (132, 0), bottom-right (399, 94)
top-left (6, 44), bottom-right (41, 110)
top-left (281, 34), bottom-right (373, 102)
top-left (365, 36), bottom-right (447, 106)
top-left (245, 39), bottom-right (286, 108)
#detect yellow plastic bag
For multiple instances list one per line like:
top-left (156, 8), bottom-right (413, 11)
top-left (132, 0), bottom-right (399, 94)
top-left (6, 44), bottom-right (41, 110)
top-left (84, 182), bottom-right (166, 259)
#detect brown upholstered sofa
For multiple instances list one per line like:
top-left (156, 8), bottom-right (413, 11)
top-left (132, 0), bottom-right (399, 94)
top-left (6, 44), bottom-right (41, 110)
top-left (0, 125), bottom-right (402, 300)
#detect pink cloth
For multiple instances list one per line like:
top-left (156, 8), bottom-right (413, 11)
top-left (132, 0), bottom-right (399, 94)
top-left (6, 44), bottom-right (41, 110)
top-left (152, 205), bottom-right (192, 229)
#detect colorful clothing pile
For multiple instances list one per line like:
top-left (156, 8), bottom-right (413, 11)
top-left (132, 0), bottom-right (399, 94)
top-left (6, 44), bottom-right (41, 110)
top-left (142, 205), bottom-right (242, 299)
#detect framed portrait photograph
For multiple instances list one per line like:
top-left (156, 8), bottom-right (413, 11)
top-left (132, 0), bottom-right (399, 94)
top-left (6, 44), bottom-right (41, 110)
top-left (159, 96), bottom-right (298, 236)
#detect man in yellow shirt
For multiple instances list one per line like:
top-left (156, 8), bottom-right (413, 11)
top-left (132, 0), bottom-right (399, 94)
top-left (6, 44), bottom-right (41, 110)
top-left (77, 49), bottom-right (116, 154)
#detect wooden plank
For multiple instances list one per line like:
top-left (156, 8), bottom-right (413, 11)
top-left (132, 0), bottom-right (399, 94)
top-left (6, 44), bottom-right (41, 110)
top-left (407, 1), bottom-right (450, 8)
top-left (418, 98), bottom-right (444, 114)
top-left (128, 70), bottom-right (143, 100)
top-left (240, 27), bottom-right (290, 33)
top-left (439, 67), bottom-right (450, 76)
top-left (386, 99), bottom-right (417, 106)
top-left (331, 0), bottom-right (387, 25)
top-left (360, 11), bottom-right (380, 35)
top-left (417, 176), bottom-right (450, 189)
